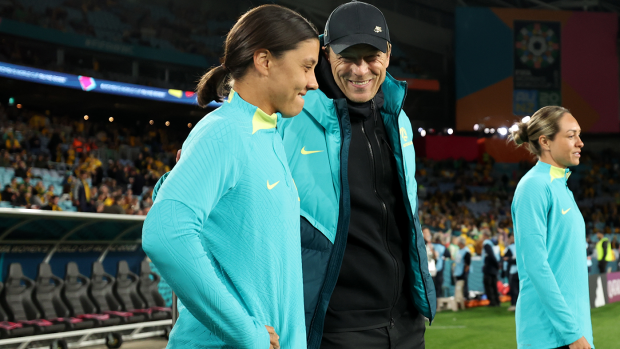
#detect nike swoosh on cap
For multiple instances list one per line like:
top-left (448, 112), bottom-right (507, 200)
top-left (301, 147), bottom-right (323, 155)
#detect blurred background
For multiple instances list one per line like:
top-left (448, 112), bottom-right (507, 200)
top-left (0, 0), bottom-right (618, 348)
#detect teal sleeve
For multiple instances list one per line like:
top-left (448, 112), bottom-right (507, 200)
top-left (142, 120), bottom-right (270, 349)
top-left (514, 179), bottom-right (582, 344)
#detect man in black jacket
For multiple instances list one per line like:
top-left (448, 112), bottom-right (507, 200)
top-left (315, 2), bottom-right (428, 348)
top-left (482, 232), bottom-right (501, 307)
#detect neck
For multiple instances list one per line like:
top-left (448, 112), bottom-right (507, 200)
top-left (233, 77), bottom-right (275, 115)
top-left (539, 152), bottom-right (567, 169)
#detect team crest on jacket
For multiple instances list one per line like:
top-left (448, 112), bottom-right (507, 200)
top-left (400, 127), bottom-right (408, 142)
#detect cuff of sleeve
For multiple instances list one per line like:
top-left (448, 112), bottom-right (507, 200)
top-left (560, 332), bottom-right (583, 348)
top-left (254, 324), bottom-right (271, 349)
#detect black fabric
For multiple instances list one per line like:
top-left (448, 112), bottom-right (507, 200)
top-left (432, 272), bottom-right (444, 298)
top-left (509, 272), bottom-right (519, 306)
top-left (317, 52), bottom-right (412, 331)
top-left (601, 241), bottom-right (608, 261)
top-left (598, 261), bottom-right (608, 274)
top-left (320, 310), bottom-right (425, 349)
top-left (483, 243), bottom-right (500, 275)
top-left (483, 274), bottom-right (500, 306)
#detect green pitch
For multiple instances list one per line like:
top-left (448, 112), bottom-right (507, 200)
top-left (425, 301), bottom-right (619, 348)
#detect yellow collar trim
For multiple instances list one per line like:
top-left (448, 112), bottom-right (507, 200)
top-left (549, 165), bottom-right (570, 183)
top-left (252, 108), bottom-right (277, 134)
top-left (227, 90), bottom-right (235, 103)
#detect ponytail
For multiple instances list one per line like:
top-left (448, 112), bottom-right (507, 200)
top-left (196, 65), bottom-right (230, 107)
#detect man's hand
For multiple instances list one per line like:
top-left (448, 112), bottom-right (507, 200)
top-left (265, 326), bottom-right (280, 349)
top-left (176, 149), bottom-right (182, 163)
top-left (569, 336), bottom-right (591, 349)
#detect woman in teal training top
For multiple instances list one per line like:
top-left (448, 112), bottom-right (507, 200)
top-left (510, 106), bottom-right (592, 349)
top-left (142, 5), bottom-right (319, 349)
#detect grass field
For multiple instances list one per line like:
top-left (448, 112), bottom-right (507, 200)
top-left (425, 301), bottom-right (620, 348)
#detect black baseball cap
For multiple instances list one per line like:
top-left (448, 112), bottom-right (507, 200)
top-left (324, 1), bottom-right (390, 54)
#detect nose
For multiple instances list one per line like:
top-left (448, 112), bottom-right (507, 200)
top-left (576, 136), bottom-right (584, 148)
top-left (307, 70), bottom-right (318, 91)
top-left (351, 59), bottom-right (370, 77)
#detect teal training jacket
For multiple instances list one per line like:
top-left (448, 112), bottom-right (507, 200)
top-left (512, 161), bottom-right (593, 349)
top-left (142, 91), bottom-right (306, 348)
top-left (278, 72), bottom-right (436, 348)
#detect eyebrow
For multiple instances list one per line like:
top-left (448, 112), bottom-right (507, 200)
top-left (303, 58), bottom-right (317, 65)
top-left (566, 129), bottom-right (581, 133)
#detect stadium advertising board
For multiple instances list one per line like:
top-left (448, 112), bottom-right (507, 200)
top-left (0, 62), bottom-right (221, 107)
top-left (589, 273), bottom-right (608, 308)
top-left (607, 271), bottom-right (620, 304)
top-left (456, 8), bottom-right (619, 132)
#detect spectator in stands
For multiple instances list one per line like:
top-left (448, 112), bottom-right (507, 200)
top-left (1, 185), bottom-right (13, 201)
top-left (503, 233), bottom-right (518, 311)
top-left (425, 228), bottom-right (437, 280)
top-left (72, 170), bottom-right (91, 212)
top-left (454, 236), bottom-right (471, 310)
top-left (432, 232), bottom-right (451, 299)
top-left (596, 230), bottom-right (613, 274)
top-left (481, 232), bottom-right (500, 307)
top-left (14, 160), bottom-right (28, 178)
top-left (41, 195), bottom-right (61, 211)
top-left (102, 195), bottom-right (124, 214)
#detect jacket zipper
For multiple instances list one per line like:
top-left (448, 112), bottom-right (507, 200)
top-left (366, 99), bottom-right (400, 325)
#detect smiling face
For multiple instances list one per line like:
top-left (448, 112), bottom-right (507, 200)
top-left (266, 39), bottom-right (320, 117)
top-left (326, 44), bottom-right (390, 103)
top-left (541, 113), bottom-right (584, 168)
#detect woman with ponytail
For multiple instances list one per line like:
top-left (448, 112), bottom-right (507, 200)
top-left (510, 106), bottom-right (593, 349)
top-left (142, 5), bottom-right (319, 348)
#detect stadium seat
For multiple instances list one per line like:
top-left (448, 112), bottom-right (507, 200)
top-left (88, 262), bottom-right (141, 324)
top-left (34, 263), bottom-right (95, 330)
top-left (0, 281), bottom-right (33, 339)
top-left (113, 261), bottom-right (155, 321)
top-left (138, 260), bottom-right (171, 318)
top-left (62, 262), bottom-right (121, 326)
top-left (1, 263), bottom-right (65, 335)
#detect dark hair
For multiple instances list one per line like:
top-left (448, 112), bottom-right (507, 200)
top-left (196, 4), bottom-right (318, 107)
top-left (509, 105), bottom-right (570, 157)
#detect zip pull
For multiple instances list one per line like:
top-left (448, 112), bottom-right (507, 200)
top-left (370, 99), bottom-right (377, 124)
top-left (389, 318), bottom-right (395, 329)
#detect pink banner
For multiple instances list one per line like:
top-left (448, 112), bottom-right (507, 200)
top-left (607, 272), bottom-right (620, 304)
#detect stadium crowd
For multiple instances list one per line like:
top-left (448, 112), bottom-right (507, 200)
top-left (0, 102), bottom-right (177, 214)
top-left (1, 101), bottom-right (619, 259)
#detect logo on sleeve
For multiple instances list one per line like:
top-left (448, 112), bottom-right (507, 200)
top-left (562, 208), bottom-right (571, 215)
top-left (400, 127), bottom-right (413, 148)
top-left (267, 181), bottom-right (280, 190)
top-left (301, 147), bottom-right (323, 155)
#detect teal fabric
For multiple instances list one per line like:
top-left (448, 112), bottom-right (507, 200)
top-left (142, 92), bottom-right (305, 349)
top-left (454, 247), bottom-right (469, 277)
top-left (512, 161), bottom-right (593, 349)
top-left (277, 72), bottom-right (436, 328)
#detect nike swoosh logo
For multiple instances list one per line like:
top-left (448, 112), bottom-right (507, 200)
top-left (562, 208), bottom-right (571, 215)
top-left (267, 181), bottom-right (280, 190)
top-left (301, 147), bottom-right (323, 155)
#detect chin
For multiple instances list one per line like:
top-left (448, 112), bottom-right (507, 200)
top-left (281, 101), bottom-right (304, 118)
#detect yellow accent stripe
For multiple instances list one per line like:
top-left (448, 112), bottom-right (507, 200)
top-left (549, 165), bottom-right (566, 183)
top-left (227, 90), bottom-right (235, 103)
top-left (403, 141), bottom-right (413, 148)
top-left (252, 108), bottom-right (277, 134)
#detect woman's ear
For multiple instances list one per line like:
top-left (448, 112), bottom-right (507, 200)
top-left (253, 49), bottom-right (270, 76)
top-left (539, 134), bottom-right (551, 151)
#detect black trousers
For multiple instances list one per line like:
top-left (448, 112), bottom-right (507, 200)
top-left (509, 272), bottom-right (519, 306)
top-left (483, 273), bottom-right (500, 306)
top-left (320, 311), bottom-right (426, 349)
top-left (598, 260), bottom-right (608, 274)
top-left (433, 269), bottom-right (444, 298)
